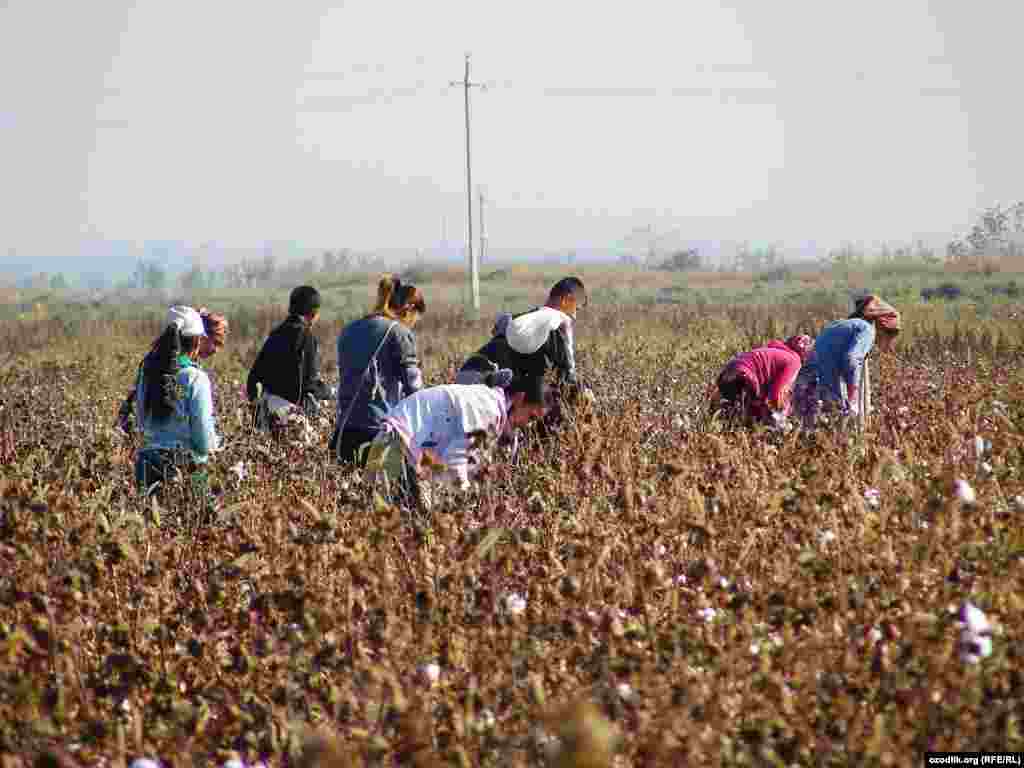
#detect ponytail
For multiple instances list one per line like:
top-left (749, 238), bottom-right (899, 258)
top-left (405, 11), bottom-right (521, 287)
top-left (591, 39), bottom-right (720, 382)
top-left (370, 273), bottom-right (400, 318)
top-left (368, 273), bottom-right (427, 320)
top-left (142, 325), bottom-right (184, 421)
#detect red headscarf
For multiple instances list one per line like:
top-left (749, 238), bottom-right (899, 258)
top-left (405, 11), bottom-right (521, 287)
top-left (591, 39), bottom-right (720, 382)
top-left (198, 307), bottom-right (229, 346)
top-left (851, 295), bottom-right (900, 332)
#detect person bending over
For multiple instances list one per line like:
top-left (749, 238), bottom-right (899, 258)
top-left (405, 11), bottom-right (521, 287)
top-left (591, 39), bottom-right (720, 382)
top-left (366, 373), bottom-right (547, 510)
top-left (456, 276), bottom-right (587, 394)
top-left (792, 295), bottom-right (901, 429)
top-left (711, 334), bottom-right (812, 426)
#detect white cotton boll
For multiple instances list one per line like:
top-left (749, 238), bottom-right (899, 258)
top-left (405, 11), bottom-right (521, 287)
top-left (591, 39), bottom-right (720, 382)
top-left (475, 708), bottom-right (496, 731)
top-left (719, 577), bottom-right (730, 590)
top-left (980, 461), bottom-right (993, 477)
top-left (749, 643), bottom-right (761, 656)
top-left (419, 662), bottom-right (441, 685)
top-left (671, 415), bottom-right (684, 430)
top-left (960, 629), bottom-right (993, 664)
top-left (131, 760), bottom-right (161, 768)
top-left (616, 682), bottom-right (634, 701)
top-left (696, 607), bottom-right (717, 623)
top-left (674, 575), bottom-right (688, 587)
top-left (230, 461), bottom-right (247, 482)
top-left (503, 593), bottom-right (527, 616)
top-left (954, 479), bottom-right (976, 505)
top-left (222, 759), bottom-right (246, 768)
top-left (960, 602), bottom-right (991, 634)
top-left (1011, 496), bottom-right (1024, 513)
top-left (819, 530), bottom-right (836, 546)
top-left (864, 488), bottom-right (881, 509)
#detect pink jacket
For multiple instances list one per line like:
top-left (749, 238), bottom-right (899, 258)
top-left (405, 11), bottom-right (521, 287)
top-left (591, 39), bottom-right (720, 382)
top-left (729, 341), bottom-right (803, 412)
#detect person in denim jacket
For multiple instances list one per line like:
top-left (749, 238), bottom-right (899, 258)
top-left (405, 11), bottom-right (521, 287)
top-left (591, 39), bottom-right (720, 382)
top-left (793, 295), bottom-right (901, 429)
top-left (134, 306), bottom-right (221, 507)
top-left (331, 274), bottom-right (426, 464)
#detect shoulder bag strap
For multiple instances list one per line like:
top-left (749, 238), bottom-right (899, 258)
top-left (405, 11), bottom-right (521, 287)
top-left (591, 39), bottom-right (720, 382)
top-left (335, 321), bottom-right (398, 461)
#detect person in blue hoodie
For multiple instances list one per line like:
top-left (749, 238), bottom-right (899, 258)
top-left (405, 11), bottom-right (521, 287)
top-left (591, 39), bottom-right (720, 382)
top-left (330, 274), bottom-right (427, 464)
top-left (134, 306), bottom-right (221, 507)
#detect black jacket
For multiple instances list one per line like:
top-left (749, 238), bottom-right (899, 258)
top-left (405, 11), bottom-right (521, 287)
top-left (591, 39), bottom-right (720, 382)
top-left (247, 316), bottom-right (331, 404)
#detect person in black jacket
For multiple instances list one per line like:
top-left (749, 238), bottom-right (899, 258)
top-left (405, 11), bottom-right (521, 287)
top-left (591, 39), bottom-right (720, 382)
top-left (456, 276), bottom-right (586, 390)
top-left (246, 286), bottom-right (333, 423)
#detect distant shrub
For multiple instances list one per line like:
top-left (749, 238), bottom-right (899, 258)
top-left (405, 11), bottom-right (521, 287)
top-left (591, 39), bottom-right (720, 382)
top-left (754, 266), bottom-right (793, 284)
top-left (657, 248), bottom-right (702, 272)
top-left (986, 280), bottom-right (1020, 298)
top-left (921, 283), bottom-right (963, 302)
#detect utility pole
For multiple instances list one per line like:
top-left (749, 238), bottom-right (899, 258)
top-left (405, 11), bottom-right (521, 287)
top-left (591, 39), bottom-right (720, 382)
top-left (478, 188), bottom-right (486, 267)
top-left (450, 54), bottom-right (484, 312)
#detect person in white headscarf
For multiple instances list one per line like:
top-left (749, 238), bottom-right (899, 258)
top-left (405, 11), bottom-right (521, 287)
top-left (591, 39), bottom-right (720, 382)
top-left (133, 306), bottom-right (221, 510)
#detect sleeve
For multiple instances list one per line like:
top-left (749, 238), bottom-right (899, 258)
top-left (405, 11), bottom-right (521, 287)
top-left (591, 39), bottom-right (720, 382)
top-left (766, 353), bottom-right (803, 413)
top-left (842, 323), bottom-right (875, 391)
top-left (246, 339), bottom-right (268, 402)
top-left (117, 389), bottom-right (135, 430)
top-left (132, 371), bottom-right (145, 434)
top-left (188, 372), bottom-right (217, 459)
top-left (547, 319), bottom-right (578, 385)
top-left (302, 334), bottom-right (332, 400)
top-left (395, 328), bottom-right (425, 394)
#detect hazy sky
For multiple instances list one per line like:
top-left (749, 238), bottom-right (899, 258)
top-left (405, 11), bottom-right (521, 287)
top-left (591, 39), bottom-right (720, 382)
top-left (1, 0), bottom-right (1022, 257)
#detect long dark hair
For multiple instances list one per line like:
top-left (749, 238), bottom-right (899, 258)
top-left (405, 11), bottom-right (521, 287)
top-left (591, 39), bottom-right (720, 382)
top-left (142, 325), bottom-right (200, 421)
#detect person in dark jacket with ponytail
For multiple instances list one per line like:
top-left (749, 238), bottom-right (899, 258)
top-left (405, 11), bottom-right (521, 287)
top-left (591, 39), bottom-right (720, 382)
top-left (134, 306), bottom-right (221, 504)
top-left (246, 286), bottom-right (333, 421)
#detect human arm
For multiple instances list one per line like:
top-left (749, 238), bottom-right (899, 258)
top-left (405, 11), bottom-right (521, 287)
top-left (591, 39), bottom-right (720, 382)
top-left (117, 389), bottom-right (135, 431)
top-left (188, 371), bottom-right (218, 460)
top-left (246, 341), bottom-right (267, 403)
top-left (302, 334), bottom-right (333, 400)
top-left (765, 353), bottom-right (803, 415)
top-left (547, 319), bottom-right (579, 386)
top-left (394, 328), bottom-right (425, 395)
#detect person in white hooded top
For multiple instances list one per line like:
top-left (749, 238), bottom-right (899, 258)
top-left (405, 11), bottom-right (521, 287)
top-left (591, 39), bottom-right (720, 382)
top-left (365, 373), bottom-right (547, 509)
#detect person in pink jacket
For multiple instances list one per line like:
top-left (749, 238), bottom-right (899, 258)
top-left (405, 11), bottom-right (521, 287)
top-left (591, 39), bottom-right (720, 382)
top-left (711, 334), bottom-right (813, 424)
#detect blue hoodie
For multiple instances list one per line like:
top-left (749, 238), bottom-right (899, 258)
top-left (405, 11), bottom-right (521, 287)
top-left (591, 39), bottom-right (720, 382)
top-left (135, 354), bottom-right (219, 463)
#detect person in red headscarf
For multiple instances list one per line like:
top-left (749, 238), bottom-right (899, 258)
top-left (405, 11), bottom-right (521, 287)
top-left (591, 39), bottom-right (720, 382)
top-left (710, 334), bottom-right (813, 425)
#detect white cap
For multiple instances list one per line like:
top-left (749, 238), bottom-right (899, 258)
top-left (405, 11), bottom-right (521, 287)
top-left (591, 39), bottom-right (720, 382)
top-left (166, 305), bottom-right (207, 337)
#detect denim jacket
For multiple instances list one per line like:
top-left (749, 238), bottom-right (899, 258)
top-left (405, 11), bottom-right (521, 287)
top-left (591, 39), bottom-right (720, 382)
top-left (797, 318), bottom-right (875, 402)
top-left (135, 355), bottom-right (219, 463)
